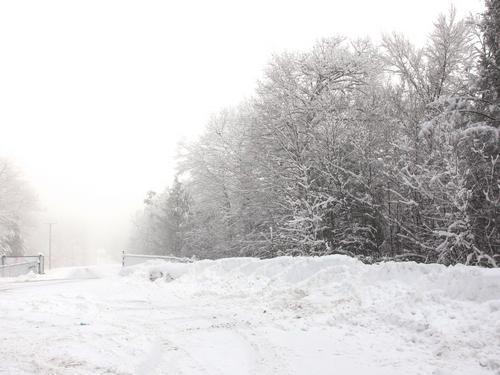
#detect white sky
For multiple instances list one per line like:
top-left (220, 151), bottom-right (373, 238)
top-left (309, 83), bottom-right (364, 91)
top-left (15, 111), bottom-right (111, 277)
top-left (0, 0), bottom-right (484, 260)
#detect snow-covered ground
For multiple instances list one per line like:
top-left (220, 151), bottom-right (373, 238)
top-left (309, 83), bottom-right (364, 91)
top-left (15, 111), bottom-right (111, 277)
top-left (1, 256), bottom-right (500, 375)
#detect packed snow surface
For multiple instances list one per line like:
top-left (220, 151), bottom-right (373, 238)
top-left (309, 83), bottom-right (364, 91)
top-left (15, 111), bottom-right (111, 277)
top-left (1, 256), bottom-right (499, 374)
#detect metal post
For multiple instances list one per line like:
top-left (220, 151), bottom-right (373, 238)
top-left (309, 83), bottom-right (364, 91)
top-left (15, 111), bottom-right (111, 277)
top-left (47, 222), bottom-right (56, 270)
top-left (1, 255), bottom-right (5, 277)
top-left (49, 224), bottom-right (52, 269)
top-left (38, 254), bottom-right (44, 274)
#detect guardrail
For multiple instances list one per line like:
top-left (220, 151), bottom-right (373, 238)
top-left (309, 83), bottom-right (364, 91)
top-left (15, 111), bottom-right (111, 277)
top-left (0, 254), bottom-right (44, 277)
top-left (122, 251), bottom-right (193, 267)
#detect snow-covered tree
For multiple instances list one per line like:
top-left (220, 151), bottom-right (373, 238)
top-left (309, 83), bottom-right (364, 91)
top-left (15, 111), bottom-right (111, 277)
top-left (130, 180), bottom-right (192, 257)
top-left (133, 3), bottom-right (498, 267)
top-left (0, 158), bottom-right (37, 256)
top-left (380, 8), bottom-right (480, 263)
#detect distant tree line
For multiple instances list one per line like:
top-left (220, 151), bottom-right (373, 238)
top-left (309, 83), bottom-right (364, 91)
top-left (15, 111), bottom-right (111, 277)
top-left (130, 3), bottom-right (499, 266)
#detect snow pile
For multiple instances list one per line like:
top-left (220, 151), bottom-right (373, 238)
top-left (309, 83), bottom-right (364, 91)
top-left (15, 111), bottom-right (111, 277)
top-left (0, 270), bottom-right (39, 284)
top-left (121, 255), bottom-right (500, 373)
top-left (121, 255), bottom-right (500, 302)
top-left (120, 260), bottom-right (191, 281)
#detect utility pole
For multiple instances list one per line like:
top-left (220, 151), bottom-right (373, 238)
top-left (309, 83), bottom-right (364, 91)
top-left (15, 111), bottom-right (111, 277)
top-left (47, 222), bottom-right (56, 270)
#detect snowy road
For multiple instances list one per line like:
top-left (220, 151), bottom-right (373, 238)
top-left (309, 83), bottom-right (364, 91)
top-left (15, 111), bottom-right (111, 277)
top-left (1, 256), bottom-right (500, 375)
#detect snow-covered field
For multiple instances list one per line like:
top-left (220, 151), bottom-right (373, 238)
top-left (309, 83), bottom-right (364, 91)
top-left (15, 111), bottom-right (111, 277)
top-left (1, 256), bottom-right (500, 375)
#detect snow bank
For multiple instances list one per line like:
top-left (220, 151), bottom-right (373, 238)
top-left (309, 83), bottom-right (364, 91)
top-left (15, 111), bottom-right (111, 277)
top-left (119, 255), bottom-right (500, 372)
top-left (121, 255), bottom-right (500, 303)
top-left (0, 270), bottom-right (39, 284)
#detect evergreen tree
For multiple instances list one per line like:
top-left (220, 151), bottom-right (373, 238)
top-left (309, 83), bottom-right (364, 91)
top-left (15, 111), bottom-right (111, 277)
top-left (161, 178), bottom-right (192, 256)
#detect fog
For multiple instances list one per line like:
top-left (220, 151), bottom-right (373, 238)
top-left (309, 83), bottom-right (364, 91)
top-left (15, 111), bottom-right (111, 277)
top-left (0, 0), bottom-right (483, 266)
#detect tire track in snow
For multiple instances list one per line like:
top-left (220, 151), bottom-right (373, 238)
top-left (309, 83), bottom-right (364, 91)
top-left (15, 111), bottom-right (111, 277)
top-left (233, 328), bottom-right (291, 375)
top-left (0, 277), bottom-right (100, 293)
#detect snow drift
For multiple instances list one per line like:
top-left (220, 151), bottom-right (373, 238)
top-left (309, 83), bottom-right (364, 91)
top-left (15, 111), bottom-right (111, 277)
top-left (121, 255), bottom-right (500, 303)
top-left (2, 255), bottom-right (500, 374)
top-left (118, 255), bottom-right (500, 373)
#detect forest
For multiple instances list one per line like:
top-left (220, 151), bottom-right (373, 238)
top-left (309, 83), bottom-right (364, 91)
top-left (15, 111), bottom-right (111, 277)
top-left (130, 3), bottom-right (499, 266)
